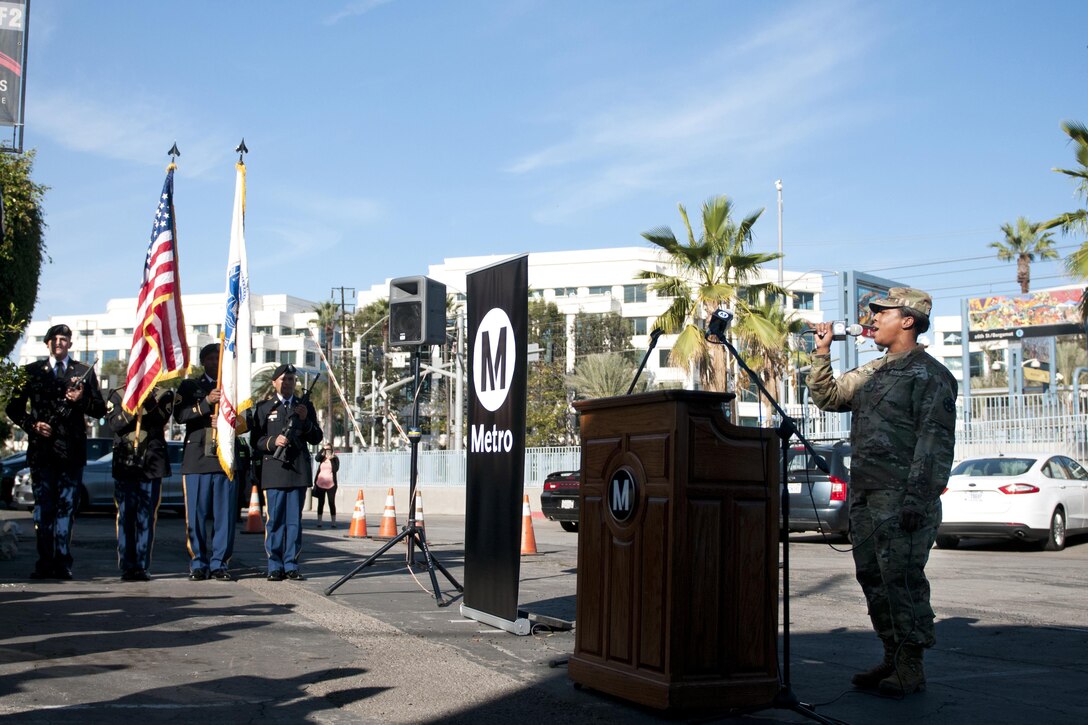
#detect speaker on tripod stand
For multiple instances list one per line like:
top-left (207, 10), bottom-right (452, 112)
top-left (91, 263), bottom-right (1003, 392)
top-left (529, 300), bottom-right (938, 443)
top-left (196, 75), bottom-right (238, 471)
top-left (389, 276), bottom-right (447, 346)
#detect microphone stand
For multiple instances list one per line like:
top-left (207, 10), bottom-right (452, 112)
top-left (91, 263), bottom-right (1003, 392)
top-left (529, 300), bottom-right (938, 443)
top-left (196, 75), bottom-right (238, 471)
top-left (627, 328), bottom-right (664, 394)
top-left (705, 326), bottom-right (835, 725)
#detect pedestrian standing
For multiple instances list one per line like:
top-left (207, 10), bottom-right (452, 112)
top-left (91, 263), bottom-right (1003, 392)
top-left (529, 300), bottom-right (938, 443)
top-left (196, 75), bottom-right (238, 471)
top-left (806, 287), bottom-right (957, 695)
top-left (106, 386), bottom-right (174, 581)
top-left (251, 364), bottom-right (322, 580)
top-left (312, 445), bottom-right (339, 529)
top-left (4, 324), bottom-right (106, 580)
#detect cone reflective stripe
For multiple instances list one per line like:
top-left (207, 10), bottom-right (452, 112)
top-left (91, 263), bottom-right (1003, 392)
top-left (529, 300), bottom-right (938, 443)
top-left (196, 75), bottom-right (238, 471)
top-left (348, 490), bottom-right (368, 538)
top-left (520, 494), bottom-right (539, 556)
top-left (377, 487), bottom-right (398, 538)
top-left (414, 490), bottom-right (425, 529)
top-left (242, 485), bottom-right (263, 535)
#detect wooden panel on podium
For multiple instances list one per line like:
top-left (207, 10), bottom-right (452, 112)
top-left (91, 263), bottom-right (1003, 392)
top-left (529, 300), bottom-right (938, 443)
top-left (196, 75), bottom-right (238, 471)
top-left (569, 390), bottom-right (779, 712)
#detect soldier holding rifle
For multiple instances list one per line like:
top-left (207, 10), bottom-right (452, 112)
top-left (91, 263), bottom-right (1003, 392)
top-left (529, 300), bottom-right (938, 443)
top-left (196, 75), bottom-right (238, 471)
top-left (106, 385), bottom-right (176, 581)
top-left (251, 364), bottom-right (321, 581)
top-left (175, 343), bottom-right (237, 581)
top-left (5, 324), bottom-right (106, 580)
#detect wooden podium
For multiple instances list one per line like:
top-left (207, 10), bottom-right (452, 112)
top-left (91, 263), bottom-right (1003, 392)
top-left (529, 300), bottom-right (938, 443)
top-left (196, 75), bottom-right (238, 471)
top-left (568, 390), bottom-right (780, 712)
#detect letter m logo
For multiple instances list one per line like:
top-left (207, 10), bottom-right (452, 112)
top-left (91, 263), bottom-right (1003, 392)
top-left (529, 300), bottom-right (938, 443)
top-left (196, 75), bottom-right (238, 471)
top-left (480, 327), bottom-right (508, 392)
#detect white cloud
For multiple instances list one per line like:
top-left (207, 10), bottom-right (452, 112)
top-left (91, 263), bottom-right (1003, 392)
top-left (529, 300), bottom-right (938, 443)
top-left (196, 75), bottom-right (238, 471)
top-left (507, 1), bottom-right (880, 222)
top-left (323, 0), bottom-right (397, 26)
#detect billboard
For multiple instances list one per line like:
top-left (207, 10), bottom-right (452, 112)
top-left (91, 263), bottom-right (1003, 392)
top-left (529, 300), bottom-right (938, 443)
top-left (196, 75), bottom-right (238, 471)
top-left (966, 288), bottom-right (1083, 341)
top-left (0, 0), bottom-right (28, 151)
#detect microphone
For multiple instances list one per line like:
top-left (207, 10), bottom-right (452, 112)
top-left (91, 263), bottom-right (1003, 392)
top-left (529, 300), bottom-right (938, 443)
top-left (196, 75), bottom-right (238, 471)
top-left (801, 322), bottom-right (869, 338)
top-left (704, 309), bottom-right (733, 341)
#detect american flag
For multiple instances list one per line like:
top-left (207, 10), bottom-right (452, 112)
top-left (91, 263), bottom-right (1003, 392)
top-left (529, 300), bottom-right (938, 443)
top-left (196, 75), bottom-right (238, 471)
top-left (122, 167), bottom-right (190, 413)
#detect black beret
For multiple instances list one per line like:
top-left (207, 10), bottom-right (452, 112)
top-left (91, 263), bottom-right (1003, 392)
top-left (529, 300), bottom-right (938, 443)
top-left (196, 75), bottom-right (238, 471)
top-left (45, 324), bottom-right (72, 341)
top-left (199, 343), bottom-right (221, 360)
top-left (272, 363), bottom-right (297, 380)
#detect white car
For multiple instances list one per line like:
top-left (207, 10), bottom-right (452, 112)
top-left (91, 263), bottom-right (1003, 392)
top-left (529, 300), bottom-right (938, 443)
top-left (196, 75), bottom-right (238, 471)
top-left (937, 453), bottom-right (1088, 551)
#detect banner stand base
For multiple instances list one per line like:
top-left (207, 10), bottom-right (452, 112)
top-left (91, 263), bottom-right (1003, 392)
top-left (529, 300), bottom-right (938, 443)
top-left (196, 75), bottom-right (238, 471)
top-left (460, 604), bottom-right (531, 636)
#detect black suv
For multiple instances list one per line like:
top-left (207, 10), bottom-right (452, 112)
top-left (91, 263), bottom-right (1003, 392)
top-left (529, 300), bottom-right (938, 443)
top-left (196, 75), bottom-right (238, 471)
top-left (783, 440), bottom-right (852, 539)
top-left (539, 470), bottom-right (580, 532)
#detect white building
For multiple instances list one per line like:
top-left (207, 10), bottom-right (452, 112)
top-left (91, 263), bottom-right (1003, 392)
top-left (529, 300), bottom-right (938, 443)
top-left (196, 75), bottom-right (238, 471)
top-left (17, 293), bottom-right (324, 387)
top-left (359, 246), bottom-right (826, 422)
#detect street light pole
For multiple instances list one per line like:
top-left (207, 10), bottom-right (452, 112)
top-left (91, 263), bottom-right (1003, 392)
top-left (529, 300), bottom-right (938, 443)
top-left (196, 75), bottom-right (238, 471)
top-left (775, 179), bottom-right (783, 288)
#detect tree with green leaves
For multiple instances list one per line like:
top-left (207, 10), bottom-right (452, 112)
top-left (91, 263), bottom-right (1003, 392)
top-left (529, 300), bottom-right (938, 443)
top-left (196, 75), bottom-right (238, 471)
top-left (1042, 121), bottom-right (1088, 318)
top-left (637, 195), bottom-right (781, 393)
top-left (573, 311), bottom-right (632, 360)
top-left (0, 150), bottom-right (47, 402)
top-left (526, 299), bottom-right (571, 445)
top-left (990, 216), bottom-right (1058, 294)
top-left (732, 296), bottom-right (808, 420)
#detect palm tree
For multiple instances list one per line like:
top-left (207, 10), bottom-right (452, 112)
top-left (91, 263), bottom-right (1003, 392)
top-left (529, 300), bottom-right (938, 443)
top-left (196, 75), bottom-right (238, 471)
top-left (637, 195), bottom-right (781, 393)
top-left (567, 353), bottom-right (646, 400)
top-left (1042, 121), bottom-right (1088, 317)
top-left (310, 301), bottom-right (341, 441)
top-left (990, 217), bottom-right (1058, 294)
top-left (732, 297), bottom-right (808, 421)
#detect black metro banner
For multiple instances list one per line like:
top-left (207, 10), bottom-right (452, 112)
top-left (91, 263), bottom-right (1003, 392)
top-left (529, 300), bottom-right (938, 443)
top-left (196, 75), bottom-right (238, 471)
top-left (463, 254), bottom-right (528, 625)
top-left (0, 1), bottom-right (27, 130)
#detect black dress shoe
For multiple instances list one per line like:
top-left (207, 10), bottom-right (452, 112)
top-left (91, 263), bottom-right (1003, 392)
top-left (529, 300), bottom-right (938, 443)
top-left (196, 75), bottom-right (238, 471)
top-left (210, 569), bottom-right (235, 582)
top-left (53, 568), bottom-right (73, 580)
top-left (134, 569), bottom-right (151, 581)
top-left (267, 570), bottom-right (285, 581)
top-left (121, 569), bottom-right (138, 582)
top-left (285, 570), bottom-right (305, 581)
top-left (189, 569), bottom-right (208, 581)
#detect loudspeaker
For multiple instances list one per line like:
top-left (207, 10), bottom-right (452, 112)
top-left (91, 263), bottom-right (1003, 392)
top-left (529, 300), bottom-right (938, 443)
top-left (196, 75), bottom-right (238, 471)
top-left (389, 276), bottom-right (447, 346)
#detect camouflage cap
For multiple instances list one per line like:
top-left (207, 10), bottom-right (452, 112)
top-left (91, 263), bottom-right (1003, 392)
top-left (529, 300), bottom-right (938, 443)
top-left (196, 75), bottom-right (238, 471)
top-left (869, 287), bottom-right (932, 317)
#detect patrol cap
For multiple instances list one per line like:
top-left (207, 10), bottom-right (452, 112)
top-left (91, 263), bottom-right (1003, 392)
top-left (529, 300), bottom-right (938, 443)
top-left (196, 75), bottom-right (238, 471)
top-left (869, 287), bottom-right (932, 317)
top-left (45, 323), bottom-right (72, 341)
top-left (272, 363), bottom-right (297, 380)
top-left (199, 342), bottom-right (221, 361)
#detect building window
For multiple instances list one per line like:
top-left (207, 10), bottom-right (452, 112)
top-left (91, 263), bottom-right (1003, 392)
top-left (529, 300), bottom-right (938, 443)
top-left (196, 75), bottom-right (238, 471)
top-left (192, 324), bottom-right (208, 334)
top-left (295, 328), bottom-right (308, 336)
top-left (100, 328), bottom-right (116, 336)
top-left (102, 350), bottom-right (119, 362)
top-left (123, 328), bottom-right (134, 335)
top-left (251, 350), bottom-right (257, 363)
top-left (626, 317), bottom-right (648, 335)
top-left (529, 289), bottom-right (544, 300)
top-left (305, 351), bottom-right (317, 367)
top-left (588, 286), bottom-right (611, 296)
top-left (32, 336), bottom-right (43, 343)
top-left (280, 326), bottom-right (292, 336)
top-left (623, 284), bottom-right (647, 303)
top-left (265, 350), bottom-right (277, 363)
top-left (943, 357), bottom-right (963, 373)
top-left (941, 331), bottom-right (963, 346)
top-left (254, 326), bottom-right (272, 335)
top-left (553, 287), bottom-right (578, 297)
top-left (658, 349), bottom-right (672, 367)
top-left (279, 351), bottom-right (294, 365)
top-left (792, 292), bottom-right (815, 310)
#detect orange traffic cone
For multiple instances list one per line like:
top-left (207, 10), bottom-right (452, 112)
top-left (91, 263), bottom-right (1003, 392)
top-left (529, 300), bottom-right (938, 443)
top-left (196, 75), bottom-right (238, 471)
top-left (413, 490), bottom-right (425, 529)
top-left (242, 485), bottom-right (264, 535)
top-left (520, 494), bottom-right (539, 556)
top-left (348, 490), bottom-right (368, 538)
top-left (377, 487), bottom-right (398, 539)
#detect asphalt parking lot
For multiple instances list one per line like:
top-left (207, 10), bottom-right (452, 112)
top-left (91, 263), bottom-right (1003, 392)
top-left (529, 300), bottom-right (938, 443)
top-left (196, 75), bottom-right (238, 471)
top-left (0, 504), bottom-right (1086, 723)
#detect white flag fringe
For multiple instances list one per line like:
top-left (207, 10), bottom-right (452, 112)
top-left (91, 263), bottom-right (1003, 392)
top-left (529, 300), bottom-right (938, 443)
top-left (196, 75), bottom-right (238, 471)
top-left (217, 161), bottom-right (253, 478)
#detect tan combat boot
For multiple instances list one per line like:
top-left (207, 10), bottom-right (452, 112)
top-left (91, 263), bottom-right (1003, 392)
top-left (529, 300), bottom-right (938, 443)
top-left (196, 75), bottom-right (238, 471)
top-left (851, 639), bottom-right (896, 689)
top-left (878, 644), bottom-right (926, 695)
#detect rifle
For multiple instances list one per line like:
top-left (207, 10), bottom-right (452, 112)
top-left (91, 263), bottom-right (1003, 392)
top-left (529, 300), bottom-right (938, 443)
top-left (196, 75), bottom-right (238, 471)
top-left (41, 358), bottom-right (99, 460)
top-left (272, 372), bottom-right (321, 463)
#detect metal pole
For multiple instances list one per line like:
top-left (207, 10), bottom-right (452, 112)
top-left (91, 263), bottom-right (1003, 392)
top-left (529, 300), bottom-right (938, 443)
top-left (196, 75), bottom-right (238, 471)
top-left (454, 311), bottom-right (464, 451)
top-left (776, 179), bottom-right (784, 287)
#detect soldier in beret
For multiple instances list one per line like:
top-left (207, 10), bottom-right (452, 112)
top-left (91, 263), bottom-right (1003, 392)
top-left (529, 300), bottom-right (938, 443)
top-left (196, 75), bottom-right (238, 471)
top-left (106, 385), bottom-right (176, 581)
top-left (250, 364), bottom-right (322, 581)
top-left (5, 323), bottom-right (106, 579)
top-left (174, 343), bottom-right (237, 581)
top-left (807, 287), bottom-right (957, 696)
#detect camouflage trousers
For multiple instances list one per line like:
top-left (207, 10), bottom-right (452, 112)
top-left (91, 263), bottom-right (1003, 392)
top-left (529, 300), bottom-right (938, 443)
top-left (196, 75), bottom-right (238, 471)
top-left (849, 488), bottom-right (941, 648)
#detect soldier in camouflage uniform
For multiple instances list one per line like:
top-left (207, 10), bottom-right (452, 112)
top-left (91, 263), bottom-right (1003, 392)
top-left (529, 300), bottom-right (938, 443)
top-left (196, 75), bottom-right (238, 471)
top-left (806, 287), bottom-right (957, 695)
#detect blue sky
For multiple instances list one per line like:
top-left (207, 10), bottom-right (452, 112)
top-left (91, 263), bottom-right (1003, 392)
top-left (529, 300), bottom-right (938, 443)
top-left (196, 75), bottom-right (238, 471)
top-left (19, 0), bottom-right (1088, 326)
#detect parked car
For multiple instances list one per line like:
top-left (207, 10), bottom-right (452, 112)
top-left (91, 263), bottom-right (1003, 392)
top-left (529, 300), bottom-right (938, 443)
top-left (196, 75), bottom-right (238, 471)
top-left (12, 441), bottom-right (186, 514)
top-left (784, 441), bottom-right (852, 539)
top-left (540, 470), bottom-right (580, 532)
top-left (1, 451), bottom-right (28, 505)
top-left (938, 452), bottom-right (1088, 551)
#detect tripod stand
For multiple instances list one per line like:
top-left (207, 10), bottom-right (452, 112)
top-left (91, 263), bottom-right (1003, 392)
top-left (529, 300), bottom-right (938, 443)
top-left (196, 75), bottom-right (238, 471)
top-left (324, 347), bottom-right (463, 606)
top-left (705, 312), bottom-right (837, 725)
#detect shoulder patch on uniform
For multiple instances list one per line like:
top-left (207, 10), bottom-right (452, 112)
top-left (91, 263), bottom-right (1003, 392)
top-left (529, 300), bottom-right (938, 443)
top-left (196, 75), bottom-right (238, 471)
top-left (943, 397), bottom-right (955, 413)
top-left (106, 400), bottom-right (114, 413)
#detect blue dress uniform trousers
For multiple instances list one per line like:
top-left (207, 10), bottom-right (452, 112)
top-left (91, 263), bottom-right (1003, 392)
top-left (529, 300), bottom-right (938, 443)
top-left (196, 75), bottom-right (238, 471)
top-left (264, 487), bottom-right (305, 574)
top-left (115, 478), bottom-right (162, 573)
top-left (183, 473), bottom-right (237, 573)
top-left (31, 464), bottom-right (81, 574)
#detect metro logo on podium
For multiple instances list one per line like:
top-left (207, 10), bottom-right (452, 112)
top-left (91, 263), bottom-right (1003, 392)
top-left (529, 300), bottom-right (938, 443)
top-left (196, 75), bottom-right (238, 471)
top-left (608, 468), bottom-right (638, 523)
